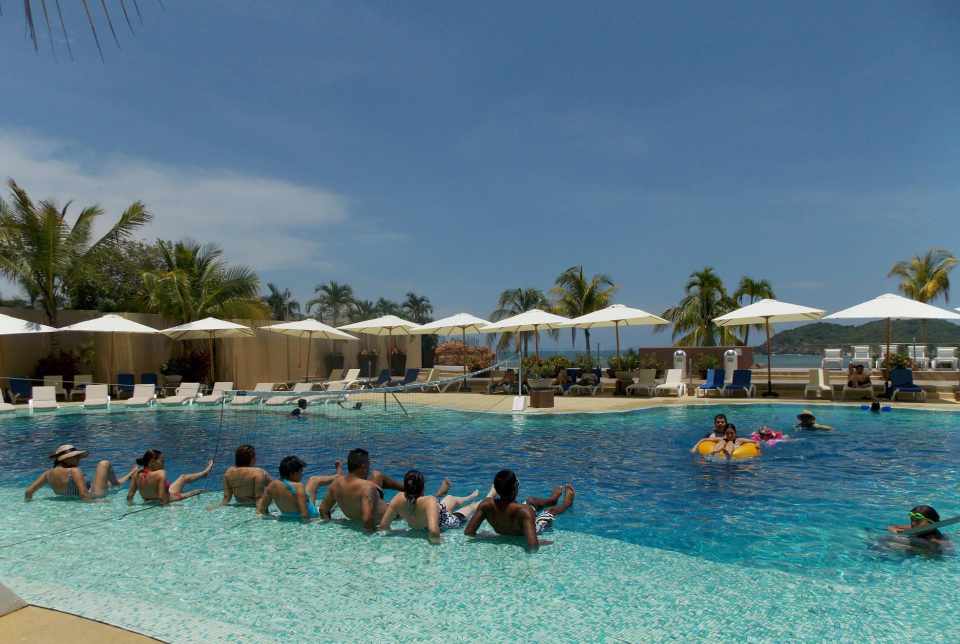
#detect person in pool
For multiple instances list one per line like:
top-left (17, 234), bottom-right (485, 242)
top-left (309, 447), bottom-right (407, 506)
top-left (257, 455), bottom-right (328, 521)
top-left (220, 445), bottom-right (272, 506)
top-left (463, 470), bottom-right (575, 552)
top-left (318, 448), bottom-right (392, 531)
top-left (708, 425), bottom-right (757, 459)
top-left (24, 444), bottom-right (136, 501)
top-left (289, 398), bottom-right (308, 417)
top-left (887, 505), bottom-right (952, 551)
top-left (377, 470), bottom-right (489, 543)
top-left (689, 415), bottom-right (736, 453)
top-left (796, 409), bottom-right (833, 431)
top-left (127, 449), bottom-right (213, 504)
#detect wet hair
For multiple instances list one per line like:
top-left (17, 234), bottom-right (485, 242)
top-left (724, 424), bottom-right (737, 437)
top-left (297, 398), bottom-right (308, 409)
top-left (136, 449), bottom-right (162, 468)
top-left (403, 470), bottom-right (425, 504)
top-left (911, 505), bottom-right (943, 539)
top-left (870, 401), bottom-right (881, 412)
top-left (235, 444), bottom-right (255, 467)
top-left (493, 469), bottom-right (518, 504)
top-left (347, 448), bottom-right (369, 473)
top-left (279, 455), bottom-right (306, 480)
top-left (856, 365), bottom-right (865, 373)
top-left (714, 414), bottom-right (728, 424)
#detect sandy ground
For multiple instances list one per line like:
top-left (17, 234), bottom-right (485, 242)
top-left (0, 607), bottom-right (160, 643)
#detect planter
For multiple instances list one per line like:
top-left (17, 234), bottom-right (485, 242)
top-left (528, 378), bottom-right (555, 390)
top-left (390, 352), bottom-right (407, 376)
top-left (323, 353), bottom-right (344, 375)
top-left (358, 355), bottom-right (378, 378)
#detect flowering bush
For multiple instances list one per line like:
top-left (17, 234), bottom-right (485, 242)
top-left (434, 341), bottom-right (494, 370)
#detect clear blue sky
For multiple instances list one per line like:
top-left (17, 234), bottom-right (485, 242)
top-left (1, 1), bottom-right (958, 348)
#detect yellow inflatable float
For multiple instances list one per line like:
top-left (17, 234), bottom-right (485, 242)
top-left (697, 439), bottom-right (760, 460)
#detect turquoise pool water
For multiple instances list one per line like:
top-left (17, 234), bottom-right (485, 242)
top-left (0, 404), bottom-right (958, 642)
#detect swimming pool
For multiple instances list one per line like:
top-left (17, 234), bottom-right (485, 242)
top-left (1, 403), bottom-right (958, 641)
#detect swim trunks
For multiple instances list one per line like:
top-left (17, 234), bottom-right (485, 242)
top-left (534, 510), bottom-right (555, 535)
top-left (437, 501), bottom-right (467, 530)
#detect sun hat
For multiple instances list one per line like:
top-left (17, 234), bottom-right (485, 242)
top-left (49, 444), bottom-right (89, 463)
top-left (797, 409), bottom-right (816, 419)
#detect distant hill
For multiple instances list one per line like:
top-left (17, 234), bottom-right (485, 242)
top-left (756, 319), bottom-right (960, 354)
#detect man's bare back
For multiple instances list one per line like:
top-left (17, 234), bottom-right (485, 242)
top-left (319, 474), bottom-right (387, 530)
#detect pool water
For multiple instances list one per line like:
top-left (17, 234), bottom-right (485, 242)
top-left (0, 403), bottom-right (958, 642)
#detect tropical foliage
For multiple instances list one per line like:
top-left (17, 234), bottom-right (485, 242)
top-left (733, 276), bottom-right (775, 346)
top-left (657, 267), bottom-right (741, 346)
top-left (263, 283), bottom-right (301, 321)
top-left (488, 287), bottom-right (551, 353)
top-left (307, 281), bottom-right (355, 325)
top-left (888, 249), bottom-right (957, 304)
top-left (550, 265), bottom-right (616, 355)
top-left (140, 240), bottom-right (268, 323)
top-left (0, 179), bottom-right (151, 325)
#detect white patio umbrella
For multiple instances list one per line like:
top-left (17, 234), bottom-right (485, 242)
top-left (160, 317), bottom-right (255, 384)
top-left (558, 304), bottom-right (669, 360)
top-left (0, 313), bottom-right (56, 394)
top-left (714, 298), bottom-right (825, 397)
top-left (58, 314), bottom-right (160, 389)
top-left (262, 319), bottom-right (358, 381)
top-left (411, 313), bottom-right (492, 381)
top-left (480, 309), bottom-right (570, 403)
top-left (338, 315), bottom-right (422, 377)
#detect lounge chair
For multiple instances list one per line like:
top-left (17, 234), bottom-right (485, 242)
top-left (414, 369), bottom-right (441, 393)
top-left (723, 369), bottom-right (754, 397)
top-left (626, 369), bottom-right (657, 396)
top-left (124, 384), bottom-right (157, 407)
top-left (696, 369), bottom-right (725, 398)
top-left (907, 346), bottom-right (929, 370)
top-left (932, 347), bottom-right (959, 370)
top-left (321, 368), bottom-right (344, 384)
top-left (322, 368), bottom-right (361, 391)
top-left (82, 384), bottom-right (111, 409)
top-left (876, 345), bottom-right (899, 369)
top-left (70, 374), bottom-right (93, 401)
top-left (116, 373), bottom-right (135, 399)
top-left (157, 382), bottom-right (201, 406)
top-left (655, 369), bottom-right (686, 397)
top-left (140, 373), bottom-right (159, 393)
top-left (8, 378), bottom-right (31, 404)
top-left (196, 382), bottom-right (233, 405)
top-left (850, 346), bottom-right (872, 369)
top-left (890, 368), bottom-right (926, 401)
top-left (371, 369), bottom-right (392, 388)
top-left (842, 377), bottom-right (874, 401)
top-left (29, 386), bottom-right (60, 411)
top-left (803, 369), bottom-right (832, 399)
top-left (265, 382), bottom-right (316, 406)
top-left (568, 374), bottom-right (601, 396)
top-left (821, 349), bottom-right (843, 370)
top-left (0, 401), bottom-right (14, 413)
top-left (229, 383), bottom-right (275, 406)
top-left (396, 368), bottom-right (420, 387)
top-left (43, 375), bottom-right (67, 401)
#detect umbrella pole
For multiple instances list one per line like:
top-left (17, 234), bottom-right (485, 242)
top-left (305, 331), bottom-right (313, 381)
top-left (535, 327), bottom-right (540, 359)
top-left (462, 327), bottom-right (467, 387)
top-left (615, 321), bottom-right (621, 360)
top-left (762, 317), bottom-right (777, 397)
top-left (208, 332), bottom-right (215, 386)
top-left (885, 318), bottom-right (892, 392)
top-left (110, 332), bottom-right (115, 395)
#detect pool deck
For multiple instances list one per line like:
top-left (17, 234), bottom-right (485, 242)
top-left (0, 606), bottom-right (160, 643)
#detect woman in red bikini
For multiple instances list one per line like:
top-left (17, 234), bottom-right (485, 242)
top-left (127, 448), bottom-right (213, 504)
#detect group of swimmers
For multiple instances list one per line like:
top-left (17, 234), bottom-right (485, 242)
top-left (24, 443), bottom-right (575, 551)
top-left (688, 410), bottom-right (834, 459)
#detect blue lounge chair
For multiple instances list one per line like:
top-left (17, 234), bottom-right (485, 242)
top-left (723, 370), bottom-right (753, 397)
top-left (372, 369), bottom-right (391, 387)
top-left (116, 373), bottom-right (135, 398)
top-left (398, 368), bottom-right (420, 386)
top-left (889, 368), bottom-right (926, 401)
top-left (696, 368), bottom-right (725, 397)
top-left (140, 373), bottom-right (159, 393)
top-left (8, 378), bottom-right (31, 403)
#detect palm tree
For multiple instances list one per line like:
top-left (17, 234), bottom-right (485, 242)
top-left (140, 240), bottom-right (266, 323)
top-left (551, 265), bottom-right (616, 355)
top-left (348, 299), bottom-right (377, 323)
top-left (489, 287), bottom-right (550, 353)
top-left (657, 267), bottom-right (740, 346)
top-left (306, 281), bottom-right (355, 325)
top-left (374, 298), bottom-right (403, 317)
top-left (0, 179), bottom-right (151, 325)
top-left (402, 292), bottom-right (433, 324)
top-left (889, 248), bottom-right (958, 343)
top-left (263, 283), bottom-right (301, 321)
top-left (733, 276), bottom-right (775, 346)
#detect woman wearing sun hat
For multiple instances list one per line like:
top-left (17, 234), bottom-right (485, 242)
top-left (24, 445), bottom-right (136, 501)
top-left (795, 409), bottom-right (834, 431)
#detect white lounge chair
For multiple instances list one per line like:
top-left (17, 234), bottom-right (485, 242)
top-left (158, 382), bottom-right (201, 406)
top-left (124, 384), bottom-right (157, 407)
top-left (0, 398), bottom-right (15, 413)
top-left (907, 346), bottom-right (929, 370)
top-left (265, 382), bottom-right (316, 406)
top-left (568, 375), bottom-right (600, 396)
top-left (803, 369), bottom-right (832, 399)
top-left (322, 368), bottom-right (362, 391)
top-left (196, 382), bottom-right (233, 405)
top-left (43, 375), bottom-right (67, 401)
top-left (230, 383), bottom-right (275, 406)
top-left (321, 368), bottom-right (343, 384)
top-left (821, 349), bottom-right (843, 370)
top-left (850, 346), bottom-right (872, 369)
top-left (932, 347), bottom-right (958, 370)
top-left (654, 369), bottom-right (686, 397)
top-left (413, 369), bottom-right (441, 393)
top-left (29, 386), bottom-right (60, 411)
top-left (81, 384), bottom-right (111, 409)
top-left (876, 344), bottom-right (899, 368)
top-left (70, 374), bottom-right (93, 401)
top-left (842, 379), bottom-right (874, 401)
top-left (626, 369), bottom-right (657, 396)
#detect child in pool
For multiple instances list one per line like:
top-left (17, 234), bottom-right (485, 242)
top-left (888, 505), bottom-right (950, 545)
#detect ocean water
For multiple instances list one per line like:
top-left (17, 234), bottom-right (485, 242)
top-left (0, 404), bottom-right (958, 642)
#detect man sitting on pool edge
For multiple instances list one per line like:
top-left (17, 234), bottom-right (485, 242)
top-left (463, 470), bottom-right (575, 551)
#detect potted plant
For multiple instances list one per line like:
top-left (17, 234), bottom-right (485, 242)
top-left (389, 347), bottom-right (407, 376)
top-left (693, 354), bottom-right (721, 379)
top-left (523, 357), bottom-right (555, 390)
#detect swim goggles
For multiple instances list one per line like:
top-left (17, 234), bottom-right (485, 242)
top-left (909, 512), bottom-right (930, 522)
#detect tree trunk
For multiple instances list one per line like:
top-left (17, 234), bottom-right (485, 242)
top-left (585, 329), bottom-right (592, 358)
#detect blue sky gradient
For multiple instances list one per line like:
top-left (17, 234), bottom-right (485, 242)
top-left (1, 1), bottom-right (958, 347)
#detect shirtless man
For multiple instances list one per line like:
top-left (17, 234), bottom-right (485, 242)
top-left (378, 470), bottom-right (487, 544)
top-left (220, 445), bottom-right (271, 506)
top-left (464, 470), bottom-right (575, 552)
top-left (318, 448), bottom-right (390, 531)
top-left (308, 448), bottom-right (411, 506)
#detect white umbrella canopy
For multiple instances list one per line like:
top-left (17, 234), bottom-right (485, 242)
top-left (161, 317), bottom-right (255, 384)
top-left (714, 299), bottom-right (826, 397)
top-left (0, 313), bottom-right (56, 394)
top-left (411, 313), bottom-right (493, 381)
top-left (558, 304), bottom-right (669, 358)
top-left (480, 309), bottom-right (570, 358)
top-left (58, 314), bottom-right (160, 388)
top-left (262, 319), bottom-right (358, 381)
top-left (338, 315), bottom-right (421, 336)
